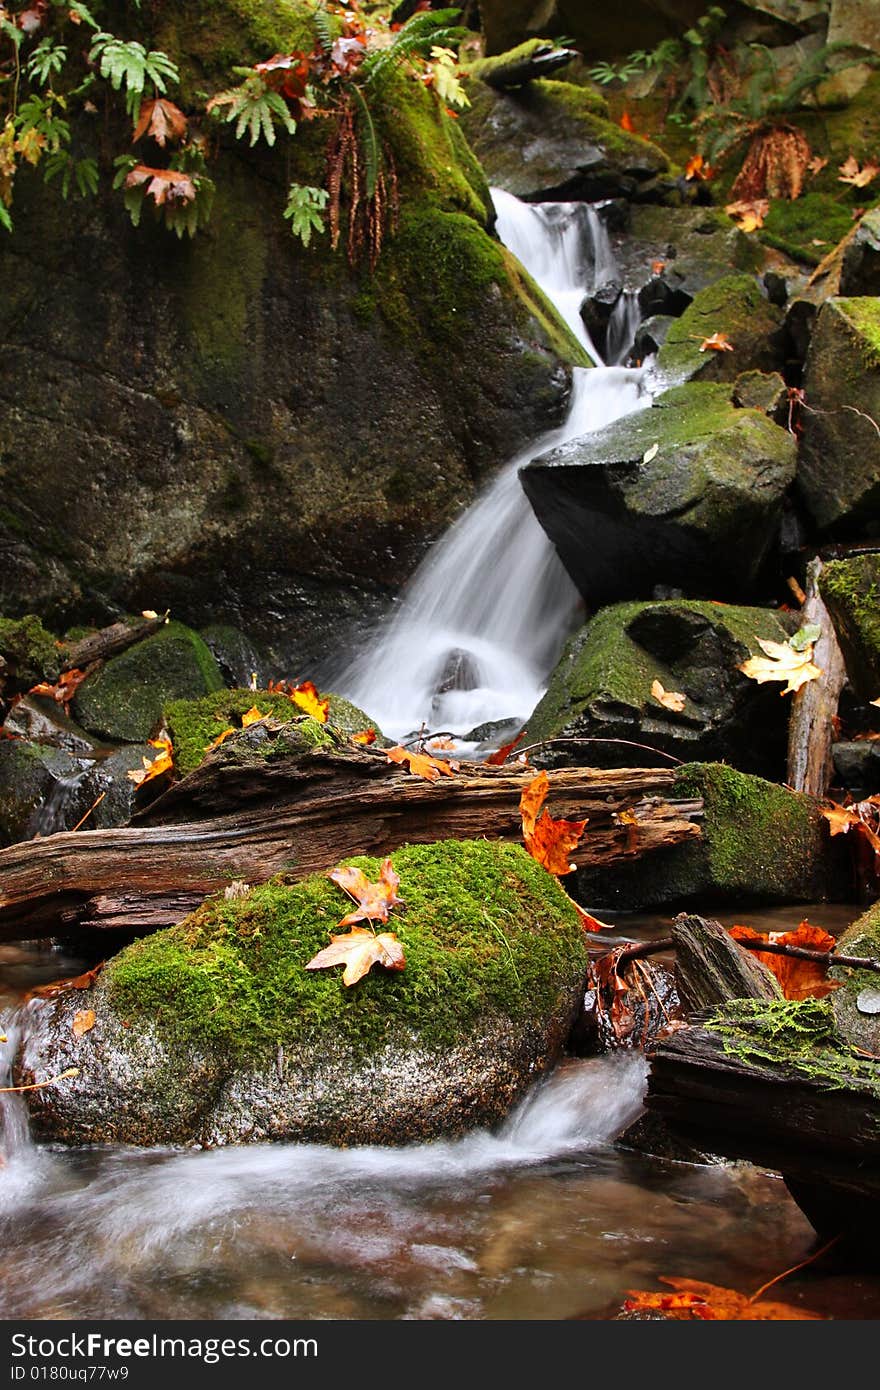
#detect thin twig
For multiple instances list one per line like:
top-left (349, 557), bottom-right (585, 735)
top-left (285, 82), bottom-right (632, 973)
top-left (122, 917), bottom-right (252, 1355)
top-left (514, 736), bottom-right (683, 765)
top-left (608, 935), bottom-right (880, 974)
top-left (748, 1235), bottom-right (841, 1304)
top-left (71, 791), bottom-right (106, 833)
top-left (0, 1067), bottom-right (79, 1094)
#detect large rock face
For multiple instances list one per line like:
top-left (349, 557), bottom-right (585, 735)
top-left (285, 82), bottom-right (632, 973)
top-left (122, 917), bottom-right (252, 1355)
top-left (0, 3), bottom-right (586, 677)
top-left (17, 841), bottom-right (590, 1147)
top-left (819, 553), bottom-right (880, 699)
top-left (520, 381), bottom-right (797, 604)
top-left (478, 1), bottom-right (722, 59)
top-left (522, 599), bottom-right (796, 774)
top-left (654, 275), bottom-right (785, 387)
top-left (798, 298), bottom-right (880, 533)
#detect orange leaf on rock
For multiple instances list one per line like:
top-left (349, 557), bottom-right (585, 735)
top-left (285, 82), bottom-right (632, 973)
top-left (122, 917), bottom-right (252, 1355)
top-left (384, 744), bottom-right (459, 782)
top-left (72, 1009), bottom-right (96, 1038)
top-left (127, 735), bottom-right (174, 788)
top-left (624, 1277), bottom-right (821, 1321)
top-left (290, 680), bottom-right (329, 722)
top-left (729, 921), bottom-right (839, 1000)
top-left (519, 770), bottom-right (587, 876)
top-left (327, 856), bottom-right (404, 928)
top-left (685, 153), bottom-right (714, 181)
top-left (699, 331), bottom-right (735, 352)
top-left (304, 928), bottom-right (406, 987)
top-left (725, 197), bottom-right (769, 232)
top-left (29, 667), bottom-right (90, 714)
top-left (651, 679), bottom-right (686, 712)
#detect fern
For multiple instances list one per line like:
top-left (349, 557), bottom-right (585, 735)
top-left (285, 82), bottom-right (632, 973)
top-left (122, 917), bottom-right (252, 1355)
top-left (311, 3), bottom-right (334, 58)
top-left (16, 93), bottom-right (70, 152)
top-left (89, 34), bottom-right (180, 118)
top-left (43, 150), bottom-right (98, 198)
top-left (26, 40), bottom-right (67, 88)
top-left (207, 75), bottom-right (297, 146)
top-left (67, 2), bottom-right (100, 30)
top-left (350, 84), bottom-right (379, 198)
top-left (283, 182), bottom-right (328, 246)
top-left (360, 9), bottom-right (466, 94)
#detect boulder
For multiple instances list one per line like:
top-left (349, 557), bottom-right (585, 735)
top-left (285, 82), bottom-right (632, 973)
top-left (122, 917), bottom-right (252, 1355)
top-left (819, 553), bottom-right (880, 698)
top-left (520, 381), bottom-right (797, 604)
top-left (832, 740), bottom-right (880, 795)
top-left (478, 2), bottom-right (730, 60)
top-left (522, 598), bottom-right (796, 774)
top-left (0, 615), bottom-right (63, 696)
top-left (614, 207), bottom-right (760, 320)
top-left (72, 622), bottom-right (224, 743)
top-left (16, 841), bottom-right (590, 1147)
top-left (839, 207), bottom-right (880, 296)
top-left (459, 77), bottom-right (670, 202)
top-left (831, 898), bottom-right (880, 1056)
top-left (799, 298), bottom-right (880, 532)
top-left (575, 762), bottom-right (847, 910)
top-left (654, 275), bottom-right (786, 387)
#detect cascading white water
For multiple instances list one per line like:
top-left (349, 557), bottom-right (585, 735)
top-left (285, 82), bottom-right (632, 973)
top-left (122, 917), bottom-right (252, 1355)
top-left (332, 189), bottom-right (650, 744)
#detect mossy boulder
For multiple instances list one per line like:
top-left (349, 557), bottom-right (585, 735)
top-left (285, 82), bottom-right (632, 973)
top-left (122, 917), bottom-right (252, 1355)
top-left (799, 298), bottom-right (880, 532)
top-left (164, 686), bottom-right (383, 777)
top-left (523, 600), bottom-right (796, 774)
top-left (617, 207), bottom-right (761, 319)
top-left (459, 77), bottom-right (671, 203)
top-left (819, 554), bottom-right (880, 700)
top-left (520, 381), bottom-right (797, 604)
top-left (0, 740), bottom-right (84, 846)
top-left (17, 840), bottom-right (590, 1147)
top-left (759, 192), bottom-right (855, 270)
top-left (655, 275), bottom-right (785, 387)
top-left (575, 762), bottom-right (846, 910)
top-left (831, 899), bottom-right (880, 1056)
top-left (0, 1), bottom-right (583, 677)
top-left (0, 614), bottom-right (63, 692)
top-left (72, 622), bottom-right (223, 743)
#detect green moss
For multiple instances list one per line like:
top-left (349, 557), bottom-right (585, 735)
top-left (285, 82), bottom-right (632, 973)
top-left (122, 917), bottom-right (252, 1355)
top-left (658, 274), bottom-right (782, 385)
top-left (0, 614), bottom-right (64, 685)
top-left (165, 686), bottom-right (381, 776)
top-left (105, 839), bottom-right (589, 1060)
top-left (759, 193), bottom-right (854, 268)
top-left (707, 997), bottom-right (880, 1099)
top-left (376, 71), bottom-right (491, 224)
top-left (673, 762), bottom-right (824, 897)
top-left (819, 554), bottom-right (880, 699)
top-left (153, 0), bottom-right (320, 95)
top-left (836, 297), bottom-right (880, 366)
top-left (465, 40), bottom-right (609, 117)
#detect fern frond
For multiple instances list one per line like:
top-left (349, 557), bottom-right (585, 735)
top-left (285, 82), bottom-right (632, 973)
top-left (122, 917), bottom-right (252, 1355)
top-left (351, 83), bottom-right (379, 199)
top-left (312, 3), bottom-right (334, 58)
top-left (360, 9), bottom-right (466, 93)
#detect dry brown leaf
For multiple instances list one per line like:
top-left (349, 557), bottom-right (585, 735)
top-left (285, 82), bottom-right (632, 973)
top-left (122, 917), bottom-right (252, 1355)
top-left (725, 197), bottom-right (769, 232)
top-left (304, 927), bottom-right (406, 986)
top-left (738, 637), bottom-right (822, 696)
top-left (838, 155), bottom-right (880, 188)
top-left (651, 679), bottom-right (686, 712)
top-left (730, 922), bottom-right (840, 1000)
top-left (72, 1008), bottom-right (96, 1038)
top-left (133, 97), bottom-right (188, 148)
top-left (384, 744), bottom-right (459, 781)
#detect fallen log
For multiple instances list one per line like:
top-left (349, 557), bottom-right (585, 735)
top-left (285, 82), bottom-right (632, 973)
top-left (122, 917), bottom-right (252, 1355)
top-left (65, 612), bottom-right (169, 672)
top-left (0, 733), bottom-right (702, 940)
top-left (671, 913), bottom-right (781, 1012)
top-left (787, 557), bottom-right (847, 798)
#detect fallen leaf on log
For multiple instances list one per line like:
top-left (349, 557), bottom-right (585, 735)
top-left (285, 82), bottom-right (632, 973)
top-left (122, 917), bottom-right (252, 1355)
top-left (730, 921), bottom-right (840, 999)
top-left (305, 928), bottom-right (406, 986)
top-left (385, 745), bottom-right (459, 781)
top-left (623, 1277), bottom-right (822, 1320)
top-left (519, 770), bottom-right (587, 876)
top-left (328, 856), bottom-right (404, 928)
top-left (351, 728), bottom-right (377, 745)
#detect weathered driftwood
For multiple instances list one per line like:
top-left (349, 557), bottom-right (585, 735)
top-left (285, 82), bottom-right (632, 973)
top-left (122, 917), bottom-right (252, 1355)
top-left (65, 613), bottom-right (169, 672)
top-left (671, 913), bottom-right (781, 1013)
top-left (787, 557), bottom-right (847, 798)
top-left (0, 747), bottom-right (702, 940)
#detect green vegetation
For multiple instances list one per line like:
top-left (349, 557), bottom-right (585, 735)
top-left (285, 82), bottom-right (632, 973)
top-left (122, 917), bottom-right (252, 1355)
top-left (0, 613), bottom-right (63, 686)
top-left (709, 997), bottom-right (880, 1099)
top-left (819, 554), bottom-right (880, 699)
top-left (105, 839), bottom-right (589, 1060)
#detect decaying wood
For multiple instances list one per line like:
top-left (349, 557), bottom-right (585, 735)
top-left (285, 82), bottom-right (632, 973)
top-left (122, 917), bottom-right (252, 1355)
top-left (0, 744), bottom-right (702, 940)
top-left (480, 43), bottom-right (579, 89)
top-left (613, 932), bottom-right (880, 975)
top-left (65, 613), bottom-right (169, 672)
top-left (672, 913), bottom-right (781, 1013)
top-left (787, 557), bottom-right (847, 798)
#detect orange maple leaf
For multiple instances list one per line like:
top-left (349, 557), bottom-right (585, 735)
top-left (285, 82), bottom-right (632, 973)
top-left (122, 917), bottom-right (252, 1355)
top-left (519, 770), bottom-right (587, 876)
top-left (29, 667), bottom-right (90, 714)
top-left (127, 735), bottom-right (174, 788)
top-left (205, 726), bottom-right (236, 752)
top-left (624, 1278), bottom-right (821, 1321)
top-left (304, 928), bottom-right (406, 987)
top-left (290, 680), bottom-right (329, 722)
top-left (698, 331), bottom-right (735, 352)
top-left (684, 153), bottom-right (715, 181)
top-left (352, 728), bottom-right (377, 745)
top-left (484, 730), bottom-right (526, 766)
top-left (327, 857), bottom-right (404, 928)
top-left (730, 921), bottom-right (840, 1000)
top-left (385, 744), bottom-right (459, 782)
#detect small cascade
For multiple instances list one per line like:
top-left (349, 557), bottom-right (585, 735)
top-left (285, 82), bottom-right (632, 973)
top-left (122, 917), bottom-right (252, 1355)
top-left (332, 188), bottom-right (649, 744)
top-left (606, 289), bottom-right (642, 366)
top-left (0, 1005), bottom-right (35, 1188)
top-left (28, 763), bottom-right (93, 838)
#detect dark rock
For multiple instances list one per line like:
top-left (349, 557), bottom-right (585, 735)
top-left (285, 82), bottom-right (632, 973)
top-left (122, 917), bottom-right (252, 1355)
top-left (520, 381), bottom-right (797, 605)
top-left (831, 900), bottom-right (880, 1059)
top-left (784, 297), bottom-right (817, 362)
top-left (616, 1109), bottom-right (722, 1165)
top-left (672, 912), bottom-right (781, 1014)
top-left (763, 269), bottom-right (790, 306)
top-left (732, 369), bottom-right (789, 424)
top-left (820, 553), bottom-right (880, 699)
top-left (580, 279), bottom-right (622, 359)
top-left (569, 962), bottom-right (681, 1055)
top-left (832, 740), bottom-right (880, 794)
top-left (799, 298), bottom-right (880, 533)
top-left (3, 695), bottom-right (101, 757)
top-left (0, 740), bottom-right (82, 846)
top-left (522, 598), bottom-right (796, 774)
top-left (613, 206), bottom-right (759, 318)
top-left (478, 0), bottom-right (726, 60)
top-left (200, 624), bottom-right (268, 690)
top-left (655, 274), bottom-right (786, 387)
top-left (840, 208), bottom-right (880, 296)
top-left (632, 314), bottom-right (675, 360)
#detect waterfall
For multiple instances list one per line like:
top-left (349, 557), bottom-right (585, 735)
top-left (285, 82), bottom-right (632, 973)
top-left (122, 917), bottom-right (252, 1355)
top-left (332, 188), bottom-right (650, 745)
top-left (0, 1005), bottom-right (35, 1185)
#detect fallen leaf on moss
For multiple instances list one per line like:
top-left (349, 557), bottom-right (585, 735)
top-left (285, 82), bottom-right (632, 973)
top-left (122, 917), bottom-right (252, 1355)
top-left (206, 726), bottom-right (236, 752)
top-left (328, 856), bottom-right (404, 928)
top-left (290, 680), bottom-right (329, 722)
top-left (29, 667), bottom-right (90, 714)
top-left (241, 706), bottom-right (266, 728)
top-left (385, 744), bottom-right (459, 781)
top-left (305, 927), bottom-right (406, 987)
top-left (651, 679), bottom-right (686, 712)
top-left (725, 197), bottom-right (768, 232)
top-left (807, 155), bottom-right (828, 176)
top-left (699, 331), bottom-right (734, 352)
top-left (519, 770), bottom-right (587, 876)
top-left (838, 155), bottom-right (880, 188)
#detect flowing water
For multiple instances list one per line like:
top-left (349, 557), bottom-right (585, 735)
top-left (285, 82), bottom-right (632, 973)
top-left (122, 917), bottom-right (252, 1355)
top-left (333, 189), bottom-right (651, 744)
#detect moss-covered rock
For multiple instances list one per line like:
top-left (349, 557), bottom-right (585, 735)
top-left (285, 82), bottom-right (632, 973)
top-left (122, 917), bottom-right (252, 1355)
top-left (839, 206), bottom-right (880, 296)
top-left (575, 762), bottom-right (846, 910)
top-left (819, 554), bottom-right (880, 700)
top-left (0, 615), bottom-right (64, 691)
top-left (523, 600), bottom-right (796, 774)
top-left (830, 899), bottom-right (880, 1056)
top-left (0, 739), bottom-right (85, 846)
top-left (799, 297), bottom-right (880, 532)
top-left (466, 41), bottom-right (608, 110)
top-left (17, 840), bottom-right (590, 1146)
top-left (520, 380), bottom-right (797, 604)
top-left (620, 206), bottom-right (762, 319)
top-left (655, 274), bottom-right (785, 386)
top-left (459, 76), bottom-right (671, 202)
top-left (0, 0), bottom-right (583, 675)
top-left (165, 686), bottom-right (383, 777)
top-left (72, 622), bottom-right (223, 743)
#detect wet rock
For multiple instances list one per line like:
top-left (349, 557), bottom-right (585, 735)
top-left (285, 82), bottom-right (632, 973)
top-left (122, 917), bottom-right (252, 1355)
top-left (0, 740), bottom-right (82, 846)
top-left (477, 1), bottom-right (740, 61)
top-left (576, 762), bottom-right (846, 911)
top-left (819, 553), bottom-right (880, 699)
top-left (72, 622), bottom-right (224, 743)
top-left (3, 695), bottom-right (101, 756)
top-left (731, 369), bottom-right (789, 423)
top-left (655, 274), bottom-right (786, 387)
top-left (16, 841), bottom-right (590, 1147)
top-left (521, 599), bottom-right (796, 774)
top-left (831, 899), bottom-right (880, 1056)
top-left (615, 1110), bottom-right (722, 1165)
top-left (520, 381), bottom-right (796, 605)
top-left (613, 206), bottom-right (759, 318)
top-left (831, 740), bottom-right (880, 795)
top-left (839, 207), bottom-right (880, 296)
top-left (0, 614), bottom-right (63, 696)
top-left (459, 77), bottom-right (670, 203)
top-left (799, 298), bottom-right (880, 533)
top-left (569, 961), bottom-right (681, 1056)
top-left (632, 314), bottom-right (675, 361)
top-left (580, 279), bottom-right (622, 359)
top-left (200, 624), bottom-right (268, 690)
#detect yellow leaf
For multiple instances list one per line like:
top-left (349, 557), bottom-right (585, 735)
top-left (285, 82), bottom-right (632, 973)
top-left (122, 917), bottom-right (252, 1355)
top-left (304, 927), bottom-right (406, 987)
top-left (241, 705), bottom-right (266, 728)
top-left (738, 637), bottom-right (823, 696)
top-left (651, 679), bottom-right (686, 712)
top-left (72, 1008), bottom-right (96, 1038)
top-left (838, 156), bottom-right (880, 188)
top-left (206, 726), bottom-right (236, 752)
top-left (725, 198), bottom-right (768, 232)
top-left (290, 680), bottom-right (329, 722)
top-left (126, 735), bottom-right (174, 786)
